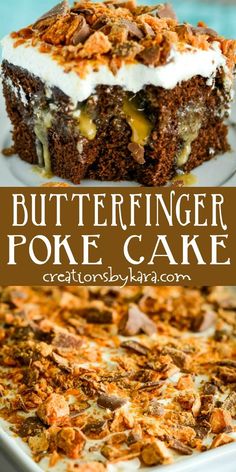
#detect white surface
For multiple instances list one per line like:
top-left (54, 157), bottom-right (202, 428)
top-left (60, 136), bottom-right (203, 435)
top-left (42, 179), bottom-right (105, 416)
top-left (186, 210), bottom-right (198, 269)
top-left (0, 452), bottom-right (20, 472)
top-left (1, 35), bottom-right (228, 104)
top-left (0, 84), bottom-right (236, 187)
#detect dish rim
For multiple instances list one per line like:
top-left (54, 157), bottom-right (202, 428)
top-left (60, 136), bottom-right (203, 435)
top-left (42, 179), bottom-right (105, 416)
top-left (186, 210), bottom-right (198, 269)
top-left (1, 424), bottom-right (236, 472)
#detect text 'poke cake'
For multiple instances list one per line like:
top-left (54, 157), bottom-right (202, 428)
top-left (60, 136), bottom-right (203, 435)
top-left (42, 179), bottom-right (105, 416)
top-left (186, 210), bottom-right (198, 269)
top-left (1, 1), bottom-right (236, 185)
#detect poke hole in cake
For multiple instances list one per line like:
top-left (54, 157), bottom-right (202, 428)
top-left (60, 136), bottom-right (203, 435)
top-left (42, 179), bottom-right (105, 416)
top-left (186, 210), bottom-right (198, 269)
top-left (1, 0), bottom-right (236, 186)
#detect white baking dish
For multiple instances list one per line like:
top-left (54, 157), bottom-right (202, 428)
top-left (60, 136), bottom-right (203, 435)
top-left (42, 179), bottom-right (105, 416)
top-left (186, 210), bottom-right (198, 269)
top-left (1, 418), bottom-right (236, 472)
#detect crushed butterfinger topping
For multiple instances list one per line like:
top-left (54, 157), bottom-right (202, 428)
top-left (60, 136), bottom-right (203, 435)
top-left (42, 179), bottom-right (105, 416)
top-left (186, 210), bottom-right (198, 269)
top-left (0, 285), bottom-right (236, 470)
top-left (10, 0), bottom-right (236, 78)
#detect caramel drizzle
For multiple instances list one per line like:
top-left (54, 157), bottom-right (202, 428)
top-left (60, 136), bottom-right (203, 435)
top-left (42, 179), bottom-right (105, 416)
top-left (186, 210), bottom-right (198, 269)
top-left (123, 96), bottom-right (153, 146)
top-left (78, 107), bottom-right (97, 141)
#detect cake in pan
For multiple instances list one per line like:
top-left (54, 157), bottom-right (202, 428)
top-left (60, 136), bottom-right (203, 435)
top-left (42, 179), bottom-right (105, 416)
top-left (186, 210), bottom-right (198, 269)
top-left (1, 1), bottom-right (236, 185)
top-left (0, 286), bottom-right (235, 471)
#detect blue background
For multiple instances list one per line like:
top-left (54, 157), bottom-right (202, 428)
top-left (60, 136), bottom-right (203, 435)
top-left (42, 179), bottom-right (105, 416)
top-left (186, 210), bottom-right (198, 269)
top-left (0, 0), bottom-right (236, 39)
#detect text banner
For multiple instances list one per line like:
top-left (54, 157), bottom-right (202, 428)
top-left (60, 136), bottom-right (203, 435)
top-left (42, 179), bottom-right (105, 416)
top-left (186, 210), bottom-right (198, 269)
top-left (0, 187), bottom-right (235, 286)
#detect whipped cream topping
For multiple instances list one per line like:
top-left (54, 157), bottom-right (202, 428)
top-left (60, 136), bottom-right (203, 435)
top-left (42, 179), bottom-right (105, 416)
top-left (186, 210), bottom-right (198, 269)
top-left (1, 35), bottom-right (228, 105)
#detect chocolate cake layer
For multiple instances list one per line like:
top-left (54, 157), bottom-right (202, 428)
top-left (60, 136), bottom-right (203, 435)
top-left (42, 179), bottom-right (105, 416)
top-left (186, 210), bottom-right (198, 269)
top-left (2, 60), bottom-right (230, 186)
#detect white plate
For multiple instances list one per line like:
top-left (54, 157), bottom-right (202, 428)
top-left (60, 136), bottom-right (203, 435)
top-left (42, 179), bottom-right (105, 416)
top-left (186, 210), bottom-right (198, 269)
top-left (0, 85), bottom-right (236, 187)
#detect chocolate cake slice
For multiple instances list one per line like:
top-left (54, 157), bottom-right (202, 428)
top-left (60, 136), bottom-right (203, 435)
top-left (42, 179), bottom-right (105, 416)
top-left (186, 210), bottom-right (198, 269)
top-left (1, 0), bottom-right (236, 186)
